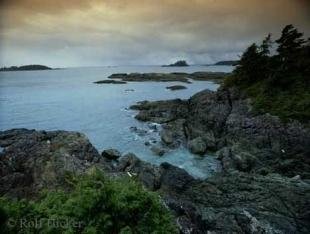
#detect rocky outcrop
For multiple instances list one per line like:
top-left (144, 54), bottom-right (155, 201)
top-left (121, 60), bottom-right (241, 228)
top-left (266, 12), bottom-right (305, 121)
top-left (94, 80), bottom-right (127, 84)
top-left (0, 129), bottom-right (309, 233)
top-left (101, 148), bottom-right (121, 160)
top-left (131, 87), bottom-right (310, 179)
top-left (0, 129), bottom-right (111, 198)
top-left (107, 72), bottom-right (228, 83)
top-left (166, 85), bottom-right (187, 91)
top-left (114, 154), bottom-right (310, 233)
top-left (188, 137), bottom-right (206, 155)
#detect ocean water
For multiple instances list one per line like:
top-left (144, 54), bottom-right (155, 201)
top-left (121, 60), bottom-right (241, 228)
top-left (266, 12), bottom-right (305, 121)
top-left (0, 65), bottom-right (233, 178)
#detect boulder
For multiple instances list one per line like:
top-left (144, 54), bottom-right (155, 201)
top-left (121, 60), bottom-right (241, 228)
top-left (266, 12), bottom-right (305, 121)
top-left (160, 130), bottom-right (174, 145)
top-left (150, 146), bottom-right (166, 156)
top-left (101, 149), bottom-right (121, 160)
top-left (188, 137), bottom-right (206, 155)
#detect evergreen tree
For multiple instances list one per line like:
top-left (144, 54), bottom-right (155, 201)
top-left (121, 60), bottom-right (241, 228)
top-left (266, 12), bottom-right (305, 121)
top-left (276, 24), bottom-right (306, 73)
top-left (234, 43), bottom-right (261, 84)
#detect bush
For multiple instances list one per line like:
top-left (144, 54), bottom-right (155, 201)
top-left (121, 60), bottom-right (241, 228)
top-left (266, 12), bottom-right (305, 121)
top-left (0, 169), bottom-right (177, 233)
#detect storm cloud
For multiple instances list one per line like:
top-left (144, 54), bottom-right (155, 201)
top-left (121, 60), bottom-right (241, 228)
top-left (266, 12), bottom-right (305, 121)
top-left (0, 0), bottom-right (309, 67)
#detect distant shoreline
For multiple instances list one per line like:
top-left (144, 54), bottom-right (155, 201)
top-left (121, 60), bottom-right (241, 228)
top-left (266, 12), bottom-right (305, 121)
top-left (0, 65), bottom-right (52, 72)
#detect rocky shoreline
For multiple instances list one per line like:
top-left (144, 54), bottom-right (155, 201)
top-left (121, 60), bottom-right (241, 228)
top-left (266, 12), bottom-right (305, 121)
top-left (1, 86), bottom-right (310, 233)
top-left (130, 86), bottom-right (310, 179)
top-left (0, 128), bottom-right (309, 233)
top-left (103, 71), bottom-right (228, 84)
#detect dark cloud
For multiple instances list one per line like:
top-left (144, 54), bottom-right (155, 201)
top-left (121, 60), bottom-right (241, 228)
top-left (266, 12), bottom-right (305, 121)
top-left (0, 0), bottom-right (309, 66)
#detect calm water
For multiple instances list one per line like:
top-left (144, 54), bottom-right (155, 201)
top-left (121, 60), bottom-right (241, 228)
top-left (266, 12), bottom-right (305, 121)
top-left (0, 65), bottom-right (233, 178)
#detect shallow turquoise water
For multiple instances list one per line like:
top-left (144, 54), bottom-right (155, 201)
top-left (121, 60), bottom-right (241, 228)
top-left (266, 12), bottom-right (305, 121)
top-left (0, 65), bottom-right (233, 178)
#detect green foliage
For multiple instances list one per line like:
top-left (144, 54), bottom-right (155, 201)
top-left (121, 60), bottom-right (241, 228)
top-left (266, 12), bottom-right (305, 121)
top-left (0, 170), bottom-right (177, 234)
top-left (225, 25), bottom-right (310, 123)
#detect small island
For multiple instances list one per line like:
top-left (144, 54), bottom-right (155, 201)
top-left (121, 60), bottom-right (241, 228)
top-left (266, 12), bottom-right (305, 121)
top-left (162, 60), bottom-right (189, 67)
top-left (94, 80), bottom-right (127, 84)
top-left (0, 64), bottom-right (52, 72)
top-left (166, 85), bottom-right (187, 91)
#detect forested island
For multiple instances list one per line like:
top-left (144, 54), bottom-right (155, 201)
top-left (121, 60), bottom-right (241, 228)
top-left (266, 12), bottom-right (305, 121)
top-left (0, 65), bottom-right (52, 72)
top-left (162, 60), bottom-right (189, 67)
top-left (1, 25), bottom-right (309, 233)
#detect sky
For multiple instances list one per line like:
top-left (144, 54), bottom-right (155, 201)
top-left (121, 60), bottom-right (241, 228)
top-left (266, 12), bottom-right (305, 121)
top-left (0, 0), bottom-right (309, 67)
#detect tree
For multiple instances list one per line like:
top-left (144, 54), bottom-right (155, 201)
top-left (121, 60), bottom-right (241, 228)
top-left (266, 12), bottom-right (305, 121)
top-left (276, 24), bottom-right (306, 73)
top-left (260, 33), bottom-right (272, 56)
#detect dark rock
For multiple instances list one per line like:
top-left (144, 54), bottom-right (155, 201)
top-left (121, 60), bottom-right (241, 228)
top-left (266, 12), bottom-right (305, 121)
top-left (150, 146), bottom-right (166, 156)
top-left (160, 130), bottom-right (174, 145)
top-left (117, 153), bottom-right (161, 190)
top-left (101, 149), bottom-right (121, 160)
top-left (1, 129), bottom-right (309, 233)
top-left (166, 85), bottom-right (187, 91)
top-left (132, 87), bottom-right (310, 178)
top-left (129, 127), bottom-right (148, 136)
top-left (159, 163), bottom-right (196, 193)
top-left (107, 71), bottom-right (228, 83)
top-left (125, 89), bottom-right (135, 92)
top-left (0, 129), bottom-right (109, 198)
top-left (188, 137), bottom-right (206, 155)
top-left (94, 80), bottom-right (127, 84)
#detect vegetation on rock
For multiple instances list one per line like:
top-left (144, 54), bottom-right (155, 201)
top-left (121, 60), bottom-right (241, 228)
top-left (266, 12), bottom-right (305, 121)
top-left (0, 169), bottom-right (177, 233)
top-left (163, 60), bottom-right (189, 67)
top-left (0, 65), bottom-right (52, 71)
top-left (225, 25), bottom-right (310, 123)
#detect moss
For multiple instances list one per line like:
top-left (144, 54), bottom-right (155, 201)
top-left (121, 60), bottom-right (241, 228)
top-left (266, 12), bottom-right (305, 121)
top-left (0, 170), bottom-right (177, 233)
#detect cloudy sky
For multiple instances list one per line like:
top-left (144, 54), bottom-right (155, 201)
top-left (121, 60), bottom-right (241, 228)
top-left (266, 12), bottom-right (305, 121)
top-left (0, 0), bottom-right (309, 67)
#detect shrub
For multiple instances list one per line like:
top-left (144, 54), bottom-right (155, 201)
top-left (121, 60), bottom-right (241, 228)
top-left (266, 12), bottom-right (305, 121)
top-left (0, 169), bottom-right (177, 233)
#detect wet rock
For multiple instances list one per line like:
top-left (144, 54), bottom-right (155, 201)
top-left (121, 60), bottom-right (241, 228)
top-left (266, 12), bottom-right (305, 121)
top-left (188, 137), bottom-right (206, 155)
top-left (101, 149), bottom-right (121, 160)
top-left (166, 85), bottom-right (187, 91)
top-left (160, 130), bottom-right (174, 145)
top-left (129, 127), bottom-right (148, 136)
top-left (94, 80), bottom-right (127, 84)
top-left (150, 146), bottom-right (166, 156)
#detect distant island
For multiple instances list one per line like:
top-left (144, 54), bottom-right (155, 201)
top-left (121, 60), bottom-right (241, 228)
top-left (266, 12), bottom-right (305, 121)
top-left (213, 60), bottom-right (239, 66)
top-left (162, 60), bottom-right (189, 67)
top-left (0, 65), bottom-right (52, 72)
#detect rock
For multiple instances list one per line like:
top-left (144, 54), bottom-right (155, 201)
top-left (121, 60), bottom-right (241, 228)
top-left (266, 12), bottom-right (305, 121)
top-left (129, 127), bottom-right (148, 136)
top-left (125, 89), bottom-right (134, 92)
top-left (188, 137), bottom-right (206, 155)
top-left (108, 73), bottom-right (127, 78)
top-left (160, 130), bottom-right (174, 145)
top-left (148, 123), bottom-right (159, 131)
top-left (101, 149), bottom-right (121, 160)
top-left (166, 85), bottom-right (187, 91)
top-left (1, 129), bottom-right (309, 233)
top-left (132, 87), bottom-right (310, 178)
top-left (117, 153), bottom-right (161, 190)
top-left (94, 80), bottom-right (127, 84)
top-left (150, 146), bottom-right (166, 156)
top-left (159, 163), bottom-right (195, 193)
top-left (0, 129), bottom-right (108, 198)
